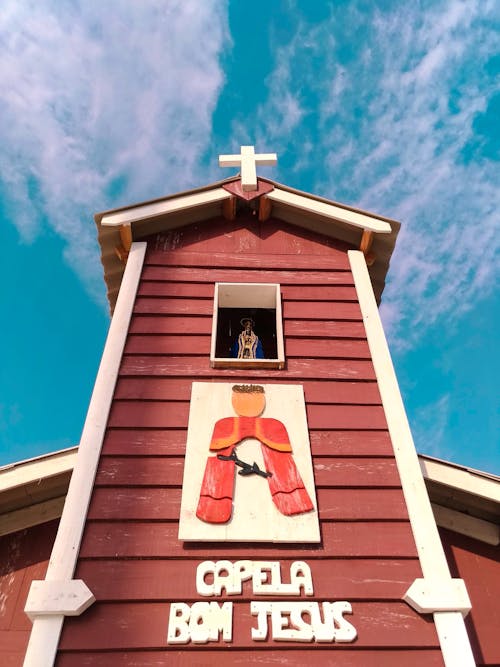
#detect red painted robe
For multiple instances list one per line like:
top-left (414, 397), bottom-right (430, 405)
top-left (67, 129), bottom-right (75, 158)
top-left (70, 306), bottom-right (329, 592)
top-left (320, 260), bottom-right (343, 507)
top-left (196, 416), bottom-right (314, 524)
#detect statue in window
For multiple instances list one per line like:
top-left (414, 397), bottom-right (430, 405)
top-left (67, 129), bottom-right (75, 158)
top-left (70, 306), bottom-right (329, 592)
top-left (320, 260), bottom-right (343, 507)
top-left (231, 317), bottom-right (264, 359)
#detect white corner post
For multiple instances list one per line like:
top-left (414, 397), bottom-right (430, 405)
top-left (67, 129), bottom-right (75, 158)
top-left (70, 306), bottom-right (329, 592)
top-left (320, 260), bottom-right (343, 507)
top-left (348, 250), bottom-right (475, 667)
top-left (23, 242), bottom-right (147, 667)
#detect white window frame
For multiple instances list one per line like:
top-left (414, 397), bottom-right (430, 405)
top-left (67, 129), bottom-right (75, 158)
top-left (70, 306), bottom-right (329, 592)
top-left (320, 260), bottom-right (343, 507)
top-left (210, 283), bottom-right (284, 369)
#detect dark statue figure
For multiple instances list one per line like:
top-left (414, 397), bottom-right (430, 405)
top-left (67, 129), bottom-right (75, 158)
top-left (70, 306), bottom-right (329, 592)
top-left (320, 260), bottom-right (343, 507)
top-left (231, 317), bottom-right (264, 359)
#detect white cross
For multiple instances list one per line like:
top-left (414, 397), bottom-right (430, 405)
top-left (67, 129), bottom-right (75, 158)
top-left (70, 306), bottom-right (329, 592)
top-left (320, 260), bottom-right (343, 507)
top-left (219, 145), bottom-right (277, 192)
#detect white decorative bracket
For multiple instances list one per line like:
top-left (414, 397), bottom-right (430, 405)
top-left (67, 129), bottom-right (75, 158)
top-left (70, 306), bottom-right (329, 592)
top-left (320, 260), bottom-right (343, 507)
top-left (25, 580), bottom-right (95, 621)
top-left (404, 578), bottom-right (471, 616)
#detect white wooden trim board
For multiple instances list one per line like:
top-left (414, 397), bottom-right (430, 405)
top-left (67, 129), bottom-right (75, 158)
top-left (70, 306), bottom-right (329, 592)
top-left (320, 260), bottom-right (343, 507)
top-left (431, 503), bottom-right (499, 546)
top-left (268, 188), bottom-right (392, 233)
top-left (348, 250), bottom-right (476, 667)
top-left (420, 457), bottom-right (500, 503)
top-left (23, 242), bottom-right (147, 667)
top-left (0, 448), bottom-right (77, 493)
top-left (100, 188), bottom-right (231, 226)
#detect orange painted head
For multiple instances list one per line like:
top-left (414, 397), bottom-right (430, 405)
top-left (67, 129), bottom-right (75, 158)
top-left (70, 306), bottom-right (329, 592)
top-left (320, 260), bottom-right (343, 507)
top-left (231, 384), bottom-right (266, 417)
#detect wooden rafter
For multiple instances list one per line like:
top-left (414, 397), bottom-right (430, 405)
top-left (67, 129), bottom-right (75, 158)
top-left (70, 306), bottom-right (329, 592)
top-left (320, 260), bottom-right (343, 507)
top-left (115, 223), bottom-right (132, 263)
top-left (258, 195), bottom-right (272, 222)
top-left (222, 195), bottom-right (236, 221)
top-left (360, 229), bottom-right (375, 266)
top-left (359, 229), bottom-right (373, 254)
top-left (120, 223), bottom-right (132, 252)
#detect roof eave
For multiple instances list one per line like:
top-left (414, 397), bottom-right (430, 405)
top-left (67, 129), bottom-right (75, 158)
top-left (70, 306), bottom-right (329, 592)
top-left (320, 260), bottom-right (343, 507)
top-left (94, 176), bottom-right (401, 314)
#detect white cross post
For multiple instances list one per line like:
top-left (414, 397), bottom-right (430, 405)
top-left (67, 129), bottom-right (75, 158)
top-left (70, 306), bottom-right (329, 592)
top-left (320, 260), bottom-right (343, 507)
top-left (219, 145), bottom-right (277, 192)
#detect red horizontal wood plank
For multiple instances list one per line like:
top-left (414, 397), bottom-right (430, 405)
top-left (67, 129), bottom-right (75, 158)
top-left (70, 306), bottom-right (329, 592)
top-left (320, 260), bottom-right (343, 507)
top-left (283, 301), bottom-right (362, 320)
top-left (128, 315), bottom-right (367, 338)
top-left (282, 285), bottom-right (358, 301)
top-left (310, 431), bottom-right (393, 456)
top-left (307, 404), bottom-right (388, 430)
top-left (101, 429), bottom-right (393, 458)
top-left (134, 297), bottom-right (213, 316)
top-left (440, 529), bottom-right (500, 665)
top-left (145, 249), bottom-right (351, 271)
top-left (94, 457), bottom-right (400, 488)
top-left (118, 357), bottom-right (376, 381)
top-left (102, 429), bottom-right (188, 456)
top-left (107, 401), bottom-right (189, 429)
top-left (287, 338), bottom-right (371, 358)
top-left (87, 488), bottom-right (409, 521)
top-left (124, 335), bottom-right (211, 356)
top-left (138, 282), bottom-right (214, 298)
top-left (0, 652), bottom-right (32, 667)
top-left (113, 378), bottom-right (194, 401)
top-left (145, 216), bottom-right (352, 257)
top-left (59, 601), bottom-right (438, 650)
top-left (313, 458), bottom-right (399, 486)
top-left (107, 401), bottom-right (387, 430)
top-left (317, 488), bottom-right (408, 519)
top-left (133, 298), bottom-right (362, 320)
top-left (95, 457), bottom-right (184, 487)
top-left (141, 265), bottom-right (355, 286)
top-left (0, 565), bottom-right (24, 631)
top-left (246, 219), bottom-right (353, 256)
top-left (137, 281), bottom-right (358, 302)
top-left (113, 378), bottom-right (381, 405)
top-left (84, 487), bottom-right (181, 520)
top-left (56, 648), bottom-right (445, 667)
top-left (129, 315), bottom-right (213, 335)
top-left (0, 631), bottom-right (31, 667)
top-left (124, 335), bottom-right (371, 359)
top-left (285, 319), bottom-right (367, 338)
top-left (8, 561), bottom-right (49, 632)
top-left (80, 520), bottom-right (417, 559)
top-left (75, 558), bottom-right (421, 601)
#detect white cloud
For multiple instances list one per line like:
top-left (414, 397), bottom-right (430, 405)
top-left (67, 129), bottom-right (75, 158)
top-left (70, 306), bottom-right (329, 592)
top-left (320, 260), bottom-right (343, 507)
top-left (412, 394), bottom-right (452, 460)
top-left (0, 1), bottom-right (229, 302)
top-left (250, 0), bottom-right (499, 347)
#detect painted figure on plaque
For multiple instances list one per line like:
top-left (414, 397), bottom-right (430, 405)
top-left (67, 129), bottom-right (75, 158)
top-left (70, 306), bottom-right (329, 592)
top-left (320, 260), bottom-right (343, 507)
top-left (196, 384), bottom-right (314, 524)
top-left (231, 317), bottom-right (264, 359)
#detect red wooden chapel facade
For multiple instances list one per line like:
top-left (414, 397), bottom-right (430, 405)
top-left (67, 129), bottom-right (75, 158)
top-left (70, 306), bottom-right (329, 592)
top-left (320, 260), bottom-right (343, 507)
top-left (9, 149), bottom-right (497, 666)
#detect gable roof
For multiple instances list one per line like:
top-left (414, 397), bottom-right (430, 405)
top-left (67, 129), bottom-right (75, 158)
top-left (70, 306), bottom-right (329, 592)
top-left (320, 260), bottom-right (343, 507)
top-left (419, 454), bottom-right (500, 545)
top-left (94, 176), bottom-right (401, 313)
top-left (0, 447), bottom-right (77, 537)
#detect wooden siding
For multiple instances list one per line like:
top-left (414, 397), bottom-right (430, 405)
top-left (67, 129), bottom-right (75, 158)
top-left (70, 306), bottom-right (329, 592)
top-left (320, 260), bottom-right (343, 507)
top-left (58, 216), bottom-right (442, 664)
top-left (0, 520), bottom-right (59, 667)
top-left (440, 528), bottom-right (500, 666)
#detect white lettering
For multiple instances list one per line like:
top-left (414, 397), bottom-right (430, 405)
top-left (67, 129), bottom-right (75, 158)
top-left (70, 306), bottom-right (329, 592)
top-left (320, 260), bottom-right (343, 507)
top-left (196, 560), bottom-right (313, 597)
top-left (173, 560), bottom-right (357, 646)
top-left (250, 601), bottom-right (269, 641)
top-left (167, 601), bottom-right (233, 644)
top-left (167, 603), bottom-right (191, 644)
top-left (250, 601), bottom-right (356, 643)
top-left (291, 561), bottom-right (314, 596)
top-left (330, 601), bottom-right (357, 643)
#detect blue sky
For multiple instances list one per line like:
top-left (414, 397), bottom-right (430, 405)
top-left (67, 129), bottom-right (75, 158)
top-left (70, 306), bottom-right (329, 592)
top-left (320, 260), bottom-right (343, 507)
top-left (1, 1), bottom-right (498, 473)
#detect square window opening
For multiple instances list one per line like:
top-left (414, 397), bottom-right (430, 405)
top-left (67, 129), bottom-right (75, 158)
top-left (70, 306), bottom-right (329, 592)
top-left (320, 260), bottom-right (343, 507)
top-left (210, 283), bottom-right (284, 369)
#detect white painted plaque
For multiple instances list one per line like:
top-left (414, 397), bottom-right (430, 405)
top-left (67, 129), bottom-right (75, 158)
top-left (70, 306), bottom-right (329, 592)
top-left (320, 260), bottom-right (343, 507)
top-left (178, 382), bottom-right (319, 542)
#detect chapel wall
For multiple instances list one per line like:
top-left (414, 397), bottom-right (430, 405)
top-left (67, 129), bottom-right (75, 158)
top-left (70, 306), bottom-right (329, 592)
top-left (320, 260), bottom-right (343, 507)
top-left (0, 520), bottom-right (59, 667)
top-left (57, 214), bottom-right (444, 664)
top-left (439, 528), bottom-right (500, 666)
